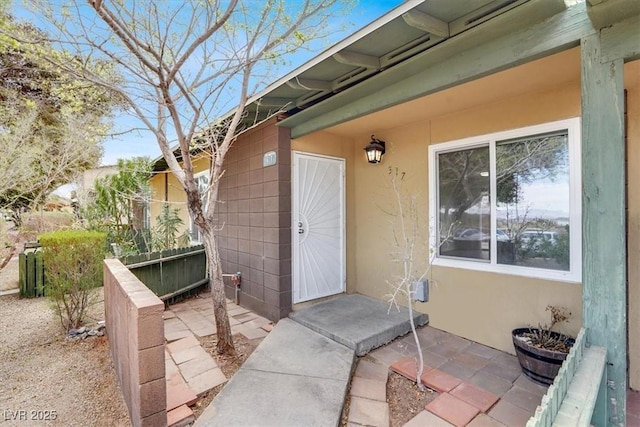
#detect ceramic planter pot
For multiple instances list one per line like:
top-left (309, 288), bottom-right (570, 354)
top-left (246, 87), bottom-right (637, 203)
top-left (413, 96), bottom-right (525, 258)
top-left (512, 328), bottom-right (574, 385)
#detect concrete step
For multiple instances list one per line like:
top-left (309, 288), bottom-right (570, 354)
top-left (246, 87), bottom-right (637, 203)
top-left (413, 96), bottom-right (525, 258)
top-left (289, 294), bottom-right (429, 356)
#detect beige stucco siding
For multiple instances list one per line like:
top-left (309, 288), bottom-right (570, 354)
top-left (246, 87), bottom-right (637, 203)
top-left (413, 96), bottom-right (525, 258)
top-left (348, 82), bottom-right (584, 355)
top-left (626, 59), bottom-right (640, 390)
top-left (148, 155), bottom-right (210, 236)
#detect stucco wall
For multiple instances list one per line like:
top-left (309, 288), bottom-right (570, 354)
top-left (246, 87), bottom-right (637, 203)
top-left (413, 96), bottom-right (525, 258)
top-left (78, 165), bottom-right (119, 203)
top-left (626, 60), bottom-right (640, 390)
top-left (350, 83), bottom-right (584, 354)
top-left (149, 154), bottom-right (210, 237)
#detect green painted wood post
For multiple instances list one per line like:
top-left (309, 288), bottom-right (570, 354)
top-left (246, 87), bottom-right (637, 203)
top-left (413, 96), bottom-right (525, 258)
top-left (35, 252), bottom-right (44, 297)
top-left (581, 33), bottom-right (627, 427)
top-left (18, 252), bottom-right (26, 297)
top-left (26, 252), bottom-right (36, 297)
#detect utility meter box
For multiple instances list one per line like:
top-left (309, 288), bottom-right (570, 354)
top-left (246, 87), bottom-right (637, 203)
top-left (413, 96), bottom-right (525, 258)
top-left (413, 279), bottom-right (429, 303)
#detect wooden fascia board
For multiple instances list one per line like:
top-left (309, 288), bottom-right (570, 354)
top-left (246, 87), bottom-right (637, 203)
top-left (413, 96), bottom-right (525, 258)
top-left (281, 0), bottom-right (575, 138)
top-left (600, 14), bottom-right (640, 62)
top-left (587, 0), bottom-right (640, 29)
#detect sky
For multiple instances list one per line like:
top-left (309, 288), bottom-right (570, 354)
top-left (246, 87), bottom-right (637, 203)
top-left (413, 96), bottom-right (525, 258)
top-left (84, 1), bottom-right (406, 166)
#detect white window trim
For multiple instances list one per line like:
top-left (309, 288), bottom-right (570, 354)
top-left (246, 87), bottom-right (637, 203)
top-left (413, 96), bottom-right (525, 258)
top-left (190, 170), bottom-right (210, 244)
top-left (428, 118), bottom-right (582, 283)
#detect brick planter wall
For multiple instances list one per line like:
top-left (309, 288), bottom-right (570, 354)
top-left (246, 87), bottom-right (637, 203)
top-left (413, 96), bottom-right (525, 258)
top-left (104, 259), bottom-right (166, 427)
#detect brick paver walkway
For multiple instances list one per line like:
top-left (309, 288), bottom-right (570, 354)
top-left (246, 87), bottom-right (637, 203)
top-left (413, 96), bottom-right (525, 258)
top-left (163, 292), bottom-right (271, 426)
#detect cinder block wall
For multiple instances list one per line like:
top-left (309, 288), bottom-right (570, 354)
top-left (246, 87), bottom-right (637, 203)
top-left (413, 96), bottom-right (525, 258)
top-left (104, 259), bottom-right (166, 427)
top-left (217, 117), bottom-right (292, 320)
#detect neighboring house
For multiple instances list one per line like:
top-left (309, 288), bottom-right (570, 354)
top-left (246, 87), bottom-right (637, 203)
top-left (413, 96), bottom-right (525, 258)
top-left (149, 0), bottom-right (639, 420)
top-left (80, 165), bottom-right (150, 232)
top-left (77, 165), bottom-right (119, 203)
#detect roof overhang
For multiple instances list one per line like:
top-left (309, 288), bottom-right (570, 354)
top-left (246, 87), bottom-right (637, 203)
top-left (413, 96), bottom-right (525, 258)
top-left (258, 0), bottom-right (568, 136)
top-left (153, 0), bottom-right (640, 170)
top-left (587, 0), bottom-right (640, 29)
top-left (152, 0), bottom-right (569, 170)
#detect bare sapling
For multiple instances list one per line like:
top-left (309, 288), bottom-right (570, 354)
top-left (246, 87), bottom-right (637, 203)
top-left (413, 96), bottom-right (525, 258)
top-left (384, 168), bottom-right (428, 391)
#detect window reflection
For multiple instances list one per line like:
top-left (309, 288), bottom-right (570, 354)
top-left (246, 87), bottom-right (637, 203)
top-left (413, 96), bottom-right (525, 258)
top-left (438, 146), bottom-right (490, 260)
top-left (496, 132), bottom-right (570, 271)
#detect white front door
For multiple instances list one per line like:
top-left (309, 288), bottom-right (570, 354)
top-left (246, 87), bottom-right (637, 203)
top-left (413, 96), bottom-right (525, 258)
top-left (292, 152), bottom-right (345, 304)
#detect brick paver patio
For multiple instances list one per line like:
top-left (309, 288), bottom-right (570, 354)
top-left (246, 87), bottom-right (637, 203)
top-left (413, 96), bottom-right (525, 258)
top-left (159, 293), bottom-right (640, 426)
top-left (356, 325), bottom-right (549, 427)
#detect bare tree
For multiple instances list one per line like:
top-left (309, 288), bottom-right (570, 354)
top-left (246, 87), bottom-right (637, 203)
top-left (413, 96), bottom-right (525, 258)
top-left (22, 0), bottom-right (345, 354)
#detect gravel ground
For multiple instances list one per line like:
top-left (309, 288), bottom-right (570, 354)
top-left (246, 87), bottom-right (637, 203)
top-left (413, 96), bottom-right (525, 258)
top-left (0, 290), bottom-right (130, 426)
top-left (0, 257), bottom-right (19, 292)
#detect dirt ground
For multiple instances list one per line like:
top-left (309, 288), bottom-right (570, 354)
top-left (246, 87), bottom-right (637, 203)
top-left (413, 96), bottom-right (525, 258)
top-left (387, 372), bottom-right (438, 426)
top-left (0, 291), bottom-right (130, 427)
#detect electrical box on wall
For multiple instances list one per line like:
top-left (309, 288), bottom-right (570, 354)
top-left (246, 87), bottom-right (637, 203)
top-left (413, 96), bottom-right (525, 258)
top-left (413, 279), bottom-right (428, 303)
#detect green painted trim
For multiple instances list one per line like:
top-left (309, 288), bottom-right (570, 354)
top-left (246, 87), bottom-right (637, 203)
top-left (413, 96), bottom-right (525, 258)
top-left (282, 0), bottom-right (579, 138)
top-left (587, 0), bottom-right (640, 29)
top-left (581, 33), bottom-right (627, 427)
top-left (600, 14), bottom-right (640, 62)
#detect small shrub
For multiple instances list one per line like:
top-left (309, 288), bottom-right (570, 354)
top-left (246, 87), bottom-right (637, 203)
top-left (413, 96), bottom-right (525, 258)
top-left (522, 305), bottom-right (573, 353)
top-left (152, 203), bottom-right (185, 251)
top-left (40, 230), bottom-right (107, 331)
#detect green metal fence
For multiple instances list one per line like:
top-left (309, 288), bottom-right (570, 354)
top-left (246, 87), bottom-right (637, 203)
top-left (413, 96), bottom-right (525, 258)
top-left (121, 245), bottom-right (208, 301)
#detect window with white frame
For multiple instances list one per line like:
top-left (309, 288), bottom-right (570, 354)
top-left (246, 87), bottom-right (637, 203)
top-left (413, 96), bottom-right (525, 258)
top-left (190, 171), bottom-right (210, 243)
top-left (142, 201), bottom-right (151, 230)
top-left (429, 118), bottom-right (581, 282)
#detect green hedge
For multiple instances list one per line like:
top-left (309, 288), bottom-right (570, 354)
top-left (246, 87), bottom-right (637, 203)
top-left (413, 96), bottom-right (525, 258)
top-left (40, 230), bottom-right (107, 331)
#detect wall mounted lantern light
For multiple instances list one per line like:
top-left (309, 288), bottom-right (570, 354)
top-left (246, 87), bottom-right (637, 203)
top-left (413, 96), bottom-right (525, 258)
top-left (364, 135), bottom-right (386, 164)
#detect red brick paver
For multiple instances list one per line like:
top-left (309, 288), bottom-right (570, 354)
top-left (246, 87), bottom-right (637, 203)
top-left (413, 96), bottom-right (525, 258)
top-left (426, 393), bottom-right (480, 427)
top-left (450, 382), bottom-right (499, 412)
top-left (166, 374), bottom-right (198, 411)
top-left (167, 404), bottom-right (194, 427)
top-left (390, 356), bottom-right (433, 382)
top-left (421, 368), bottom-right (463, 393)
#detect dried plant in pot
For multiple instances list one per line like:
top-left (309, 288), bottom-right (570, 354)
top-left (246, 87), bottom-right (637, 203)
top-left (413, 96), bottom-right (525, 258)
top-left (512, 305), bottom-right (575, 385)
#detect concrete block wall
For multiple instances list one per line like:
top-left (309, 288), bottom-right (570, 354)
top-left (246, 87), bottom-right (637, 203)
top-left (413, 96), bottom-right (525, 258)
top-left (217, 117), bottom-right (292, 321)
top-left (104, 259), bottom-right (166, 427)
